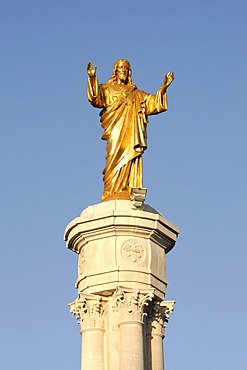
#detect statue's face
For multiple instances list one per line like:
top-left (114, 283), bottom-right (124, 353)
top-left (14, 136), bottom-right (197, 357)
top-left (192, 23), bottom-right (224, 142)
top-left (116, 60), bottom-right (130, 84)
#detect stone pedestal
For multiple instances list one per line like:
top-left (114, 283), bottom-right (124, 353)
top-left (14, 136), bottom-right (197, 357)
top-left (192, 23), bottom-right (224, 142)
top-left (65, 200), bottom-right (179, 370)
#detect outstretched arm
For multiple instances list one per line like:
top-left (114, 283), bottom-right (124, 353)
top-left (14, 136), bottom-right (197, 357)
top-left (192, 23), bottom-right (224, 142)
top-left (87, 61), bottom-right (97, 78)
top-left (87, 61), bottom-right (105, 108)
top-left (145, 72), bottom-right (174, 115)
top-left (87, 61), bottom-right (98, 97)
top-left (160, 72), bottom-right (175, 95)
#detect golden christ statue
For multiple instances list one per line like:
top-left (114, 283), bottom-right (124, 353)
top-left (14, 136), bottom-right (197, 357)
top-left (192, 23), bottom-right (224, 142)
top-left (87, 59), bottom-right (174, 202)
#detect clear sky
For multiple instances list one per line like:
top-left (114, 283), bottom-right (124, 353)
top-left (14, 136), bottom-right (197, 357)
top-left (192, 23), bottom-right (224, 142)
top-left (1, 0), bottom-right (246, 369)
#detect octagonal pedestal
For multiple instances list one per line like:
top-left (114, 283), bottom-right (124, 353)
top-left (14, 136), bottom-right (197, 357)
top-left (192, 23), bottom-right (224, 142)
top-left (65, 200), bottom-right (179, 370)
top-left (65, 200), bottom-right (179, 300)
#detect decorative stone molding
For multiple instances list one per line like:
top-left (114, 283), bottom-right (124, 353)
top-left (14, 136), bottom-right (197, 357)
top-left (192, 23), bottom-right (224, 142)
top-left (146, 300), bottom-right (175, 337)
top-left (161, 300), bottom-right (176, 325)
top-left (65, 200), bottom-right (179, 255)
top-left (69, 294), bottom-right (107, 331)
top-left (130, 187), bottom-right (147, 209)
top-left (113, 289), bottom-right (155, 323)
top-left (121, 239), bottom-right (145, 263)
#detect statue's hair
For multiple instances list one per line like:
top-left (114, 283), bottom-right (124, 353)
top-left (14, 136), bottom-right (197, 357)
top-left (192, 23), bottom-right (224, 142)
top-left (108, 59), bottom-right (135, 86)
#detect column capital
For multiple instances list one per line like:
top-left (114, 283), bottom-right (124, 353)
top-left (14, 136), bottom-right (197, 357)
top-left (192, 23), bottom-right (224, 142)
top-left (112, 288), bottom-right (155, 323)
top-left (69, 293), bottom-right (107, 332)
top-left (146, 300), bottom-right (175, 337)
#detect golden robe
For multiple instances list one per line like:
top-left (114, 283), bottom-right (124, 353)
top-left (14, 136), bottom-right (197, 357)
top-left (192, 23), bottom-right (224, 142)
top-left (87, 78), bottom-right (168, 201)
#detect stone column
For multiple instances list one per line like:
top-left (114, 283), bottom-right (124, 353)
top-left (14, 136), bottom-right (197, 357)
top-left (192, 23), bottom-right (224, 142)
top-left (114, 290), bottom-right (154, 370)
top-left (81, 327), bottom-right (104, 370)
top-left (119, 321), bottom-right (144, 370)
top-left (145, 300), bottom-right (175, 370)
top-left (69, 294), bottom-right (106, 370)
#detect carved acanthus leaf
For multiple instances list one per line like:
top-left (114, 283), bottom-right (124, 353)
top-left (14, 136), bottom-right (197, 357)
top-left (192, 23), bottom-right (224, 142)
top-left (69, 294), bottom-right (106, 330)
top-left (146, 299), bottom-right (175, 336)
top-left (160, 300), bottom-right (176, 325)
top-left (113, 289), bottom-right (154, 322)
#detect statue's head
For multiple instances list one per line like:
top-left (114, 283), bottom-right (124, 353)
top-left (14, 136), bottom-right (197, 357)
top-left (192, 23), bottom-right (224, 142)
top-left (108, 59), bottom-right (134, 85)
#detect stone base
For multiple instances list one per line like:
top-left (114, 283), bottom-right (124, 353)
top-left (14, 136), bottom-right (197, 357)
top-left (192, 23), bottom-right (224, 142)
top-left (65, 200), bottom-right (179, 370)
top-left (64, 200), bottom-right (179, 300)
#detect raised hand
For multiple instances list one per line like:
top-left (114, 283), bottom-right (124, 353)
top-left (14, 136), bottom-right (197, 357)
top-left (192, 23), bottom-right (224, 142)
top-left (163, 72), bottom-right (175, 89)
top-left (87, 61), bottom-right (97, 78)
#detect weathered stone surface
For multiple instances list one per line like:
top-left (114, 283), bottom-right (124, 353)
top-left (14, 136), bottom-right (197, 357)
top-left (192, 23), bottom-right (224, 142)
top-left (65, 200), bottom-right (179, 370)
top-left (65, 200), bottom-right (179, 299)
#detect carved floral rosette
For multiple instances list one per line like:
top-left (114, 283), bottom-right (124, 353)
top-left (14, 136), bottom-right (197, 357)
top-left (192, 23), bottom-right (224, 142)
top-left (121, 239), bottom-right (145, 263)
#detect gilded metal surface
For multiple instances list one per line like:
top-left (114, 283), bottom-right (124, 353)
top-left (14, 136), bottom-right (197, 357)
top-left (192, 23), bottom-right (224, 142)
top-left (87, 60), bottom-right (174, 201)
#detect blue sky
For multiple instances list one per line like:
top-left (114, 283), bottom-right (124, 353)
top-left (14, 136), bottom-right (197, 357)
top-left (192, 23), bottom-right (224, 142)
top-left (1, 0), bottom-right (246, 369)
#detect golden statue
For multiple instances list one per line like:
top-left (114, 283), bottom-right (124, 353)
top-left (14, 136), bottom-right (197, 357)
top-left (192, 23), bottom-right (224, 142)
top-left (87, 59), bottom-right (174, 202)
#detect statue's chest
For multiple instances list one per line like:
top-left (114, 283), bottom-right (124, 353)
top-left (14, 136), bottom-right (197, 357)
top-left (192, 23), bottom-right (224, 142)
top-left (111, 87), bottom-right (136, 106)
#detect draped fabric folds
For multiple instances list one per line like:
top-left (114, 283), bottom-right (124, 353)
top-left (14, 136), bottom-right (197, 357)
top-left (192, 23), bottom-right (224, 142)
top-left (87, 78), bottom-right (168, 201)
